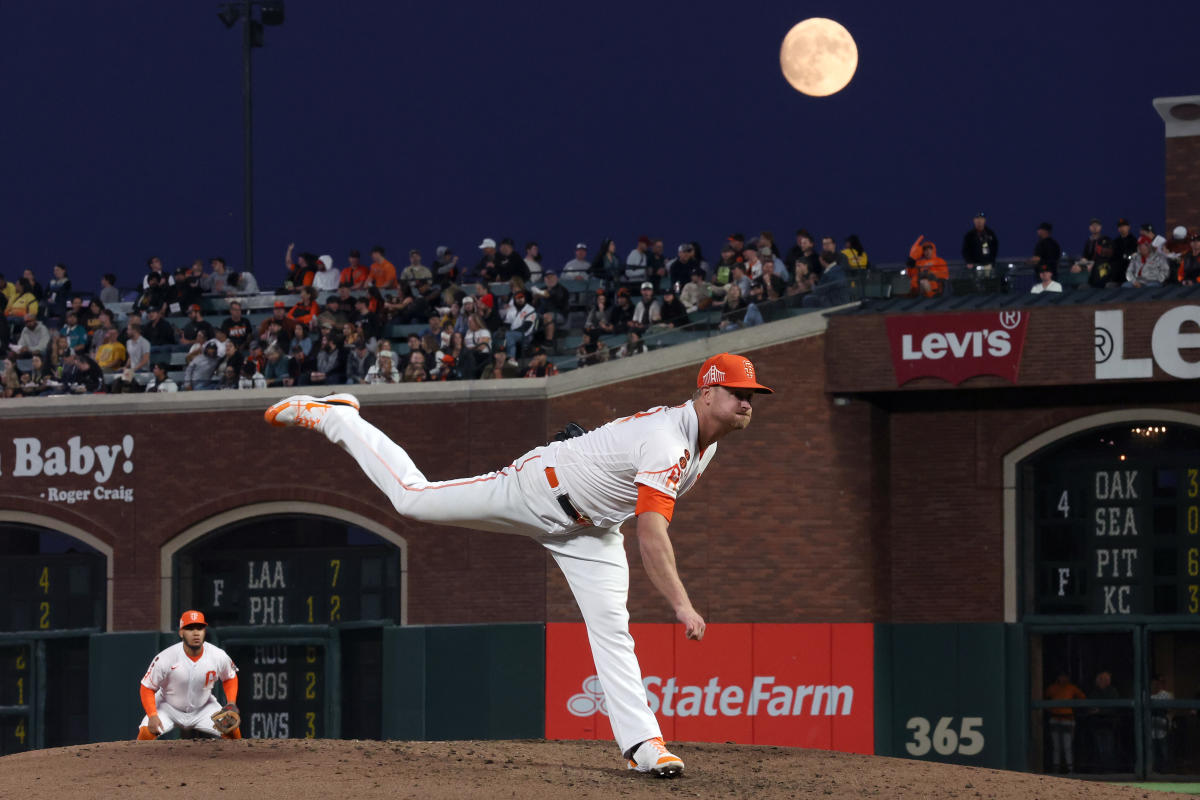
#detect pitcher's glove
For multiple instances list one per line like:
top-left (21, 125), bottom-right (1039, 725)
top-left (552, 422), bottom-right (586, 443)
top-left (211, 703), bottom-right (240, 734)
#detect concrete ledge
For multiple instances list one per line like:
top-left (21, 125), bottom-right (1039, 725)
top-left (1154, 95), bottom-right (1200, 138)
top-left (0, 309), bottom-right (838, 419)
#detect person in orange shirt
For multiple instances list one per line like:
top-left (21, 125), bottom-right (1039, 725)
top-left (907, 235), bottom-right (948, 297)
top-left (369, 245), bottom-right (398, 289)
top-left (341, 249), bottom-right (370, 288)
top-left (285, 242), bottom-right (318, 287)
top-left (287, 286), bottom-right (320, 326)
top-left (1044, 672), bottom-right (1086, 773)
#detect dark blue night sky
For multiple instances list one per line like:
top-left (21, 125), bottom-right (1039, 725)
top-left (5, 0), bottom-right (1199, 292)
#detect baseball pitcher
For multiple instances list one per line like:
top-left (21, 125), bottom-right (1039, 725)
top-left (137, 610), bottom-right (241, 740)
top-left (265, 352), bottom-right (772, 776)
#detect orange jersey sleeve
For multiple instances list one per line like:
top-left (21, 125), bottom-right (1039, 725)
top-left (140, 684), bottom-right (158, 716)
top-left (222, 676), bottom-right (238, 705)
top-left (635, 485), bottom-right (676, 522)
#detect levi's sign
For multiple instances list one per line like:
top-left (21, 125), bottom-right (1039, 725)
top-left (885, 311), bottom-right (1029, 386)
top-left (1094, 307), bottom-right (1200, 380)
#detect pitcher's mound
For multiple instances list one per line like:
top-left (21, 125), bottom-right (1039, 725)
top-left (0, 738), bottom-right (1181, 800)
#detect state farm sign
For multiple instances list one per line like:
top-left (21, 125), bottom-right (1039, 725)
top-left (546, 623), bottom-right (874, 752)
top-left (886, 311), bottom-right (1029, 386)
top-left (1095, 306), bottom-right (1200, 380)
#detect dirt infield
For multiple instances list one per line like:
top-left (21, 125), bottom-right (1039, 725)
top-left (0, 739), bottom-right (1185, 800)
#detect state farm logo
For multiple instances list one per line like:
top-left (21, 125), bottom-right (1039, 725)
top-left (886, 310), bottom-right (1030, 386)
top-left (566, 674), bottom-right (855, 718)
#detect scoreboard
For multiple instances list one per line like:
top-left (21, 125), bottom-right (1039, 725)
top-left (217, 642), bottom-right (328, 740)
top-left (0, 554), bottom-right (105, 633)
top-left (0, 644), bottom-right (31, 755)
top-left (184, 546), bottom-right (402, 627)
top-left (1028, 426), bottom-right (1200, 617)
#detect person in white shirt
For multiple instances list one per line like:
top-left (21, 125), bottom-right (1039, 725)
top-left (137, 610), bottom-right (240, 740)
top-left (1030, 265), bottom-right (1063, 294)
top-left (561, 243), bottom-right (592, 281)
top-left (264, 352), bottom-right (774, 777)
top-left (524, 242), bottom-right (544, 284)
top-left (622, 236), bottom-right (651, 285)
top-left (503, 290), bottom-right (538, 359)
top-left (312, 255), bottom-right (341, 292)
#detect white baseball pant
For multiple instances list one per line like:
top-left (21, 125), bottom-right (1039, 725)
top-left (320, 407), bottom-right (661, 755)
top-left (139, 696), bottom-right (223, 737)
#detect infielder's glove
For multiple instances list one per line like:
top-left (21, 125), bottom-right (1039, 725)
top-left (211, 703), bottom-right (240, 734)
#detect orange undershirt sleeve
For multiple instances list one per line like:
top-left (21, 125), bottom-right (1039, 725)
top-left (635, 485), bottom-right (676, 522)
top-left (222, 676), bottom-right (238, 705)
top-left (140, 684), bottom-right (158, 716)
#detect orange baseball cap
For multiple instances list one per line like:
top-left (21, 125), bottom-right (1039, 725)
top-left (696, 353), bottom-right (773, 394)
top-left (179, 610), bottom-right (208, 628)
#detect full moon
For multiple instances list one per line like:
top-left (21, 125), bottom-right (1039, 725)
top-left (779, 18), bottom-right (858, 97)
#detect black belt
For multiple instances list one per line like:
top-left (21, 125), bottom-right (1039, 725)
top-left (546, 467), bottom-right (592, 525)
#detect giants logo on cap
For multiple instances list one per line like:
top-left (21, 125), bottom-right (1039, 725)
top-left (179, 610), bottom-right (207, 628)
top-left (701, 365), bottom-right (726, 386)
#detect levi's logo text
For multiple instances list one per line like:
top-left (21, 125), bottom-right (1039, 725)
top-left (885, 311), bottom-right (1029, 386)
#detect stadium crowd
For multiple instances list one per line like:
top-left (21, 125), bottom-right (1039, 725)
top-left (4, 214), bottom-right (1197, 397)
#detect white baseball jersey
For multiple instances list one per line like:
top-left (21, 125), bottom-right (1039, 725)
top-left (141, 642), bottom-right (237, 714)
top-left (544, 400), bottom-right (717, 528)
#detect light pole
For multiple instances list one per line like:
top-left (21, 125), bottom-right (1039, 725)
top-left (218, 0), bottom-right (285, 275)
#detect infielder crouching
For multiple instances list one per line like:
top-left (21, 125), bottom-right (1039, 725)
top-left (137, 610), bottom-right (241, 740)
top-left (265, 352), bottom-right (772, 776)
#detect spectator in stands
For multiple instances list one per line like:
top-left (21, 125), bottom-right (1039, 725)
top-left (21, 269), bottom-right (43, 304)
top-left (591, 238), bottom-right (620, 282)
top-left (339, 250), bottom-right (368, 289)
top-left (429, 341), bottom-right (461, 381)
top-left (760, 259), bottom-right (786, 299)
top-left (728, 232), bottom-right (745, 262)
top-left (213, 364), bottom-right (238, 390)
top-left (261, 319), bottom-right (292, 355)
top-left (728, 262), bottom-right (752, 298)
top-left (262, 345), bottom-right (289, 387)
top-left (145, 361), bottom-right (177, 393)
top-left (959, 213), bottom-right (998, 275)
top-left (62, 312), bottom-right (88, 355)
top-left (434, 246), bottom-right (459, 285)
top-left (1076, 218), bottom-right (1104, 269)
top-left (668, 243), bottom-right (698, 288)
top-left (562, 243), bottom-right (591, 281)
top-left (1031, 265), bottom-right (1063, 294)
top-left (12, 316), bottom-right (49, 357)
top-left (287, 286), bottom-right (320, 326)
top-left (382, 282), bottom-right (419, 325)
top-left (610, 288), bottom-right (635, 334)
top-left (469, 238), bottom-right (498, 285)
top-left (220, 301), bottom-right (253, 348)
top-left (576, 330), bottom-right (610, 368)
top-left (124, 323), bottom-right (150, 372)
top-left (46, 336), bottom-right (71, 379)
top-left (524, 242), bottom-right (544, 283)
top-left (136, 271), bottom-right (169, 314)
top-left (44, 263), bottom-right (71, 320)
top-left (19, 354), bottom-right (52, 396)
top-left (345, 339), bottom-right (375, 384)
top-left (614, 330), bottom-right (646, 359)
top-left (757, 231), bottom-right (780, 261)
top-left (503, 291), bottom-right (538, 359)
top-left (1045, 672), bottom-right (1086, 774)
top-left (1124, 235), bottom-right (1169, 288)
top-left (143, 306), bottom-right (178, 347)
top-left (680, 267), bottom-right (712, 314)
top-left (400, 250), bottom-right (432, 289)
top-left (88, 309), bottom-right (114, 350)
top-left (907, 236), bottom-right (948, 297)
top-left (291, 322), bottom-right (313, 357)
top-left (742, 244), bottom-right (764, 279)
top-left (585, 291), bottom-right (614, 335)
top-left (183, 341), bottom-right (221, 390)
top-left (306, 333), bottom-right (345, 386)
top-left (0, 274), bottom-right (14, 310)
top-left (167, 266), bottom-right (199, 311)
top-left (1179, 233), bottom-right (1200, 284)
top-left (647, 238), bottom-right (667, 279)
top-left (841, 235), bottom-right (870, 271)
top-left (718, 284), bottom-right (748, 331)
top-left (142, 257), bottom-right (172, 291)
top-left (524, 347), bottom-right (559, 377)
top-left (285, 243), bottom-right (316, 287)
top-left (786, 231), bottom-right (818, 278)
top-left (402, 350), bottom-right (428, 382)
top-left (802, 255), bottom-right (852, 309)
top-left (180, 304), bottom-right (216, 346)
top-left (1030, 222), bottom-right (1062, 275)
top-left (7, 277), bottom-right (39, 324)
top-left (367, 245), bottom-right (398, 289)
top-left (482, 350), bottom-right (520, 380)
top-left (1084, 236), bottom-right (1120, 288)
top-left (463, 314), bottom-right (492, 378)
top-left (622, 235), bottom-right (651, 287)
top-left (533, 271), bottom-right (569, 353)
top-left (2, 356), bottom-right (20, 397)
top-left (61, 351), bottom-right (102, 394)
top-left (237, 359), bottom-right (266, 389)
top-left (1112, 218), bottom-right (1137, 274)
top-left (659, 286), bottom-right (688, 328)
top-left (495, 238), bottom-right (530, 283)
top-left (316, 296), bottom-right (348, 330)
top-left (201, 257), bottom-right (232, 295)
top-left (99, 273), bottom-right (120, 305)
top-left (630, 281), bottom-right (662, 334)
top-left (312, 255), bottom-right (340, 292)
top-left (820, 236), bottom-right (849, 269)
top-left (228, 269), bottom-right (259, 295)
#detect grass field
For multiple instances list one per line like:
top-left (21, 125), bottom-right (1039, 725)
top-left (1128, 784), bottom-right (1200, 795)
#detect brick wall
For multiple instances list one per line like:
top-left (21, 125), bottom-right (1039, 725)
top-left (1166, 136), bottom-right (1200, 231)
